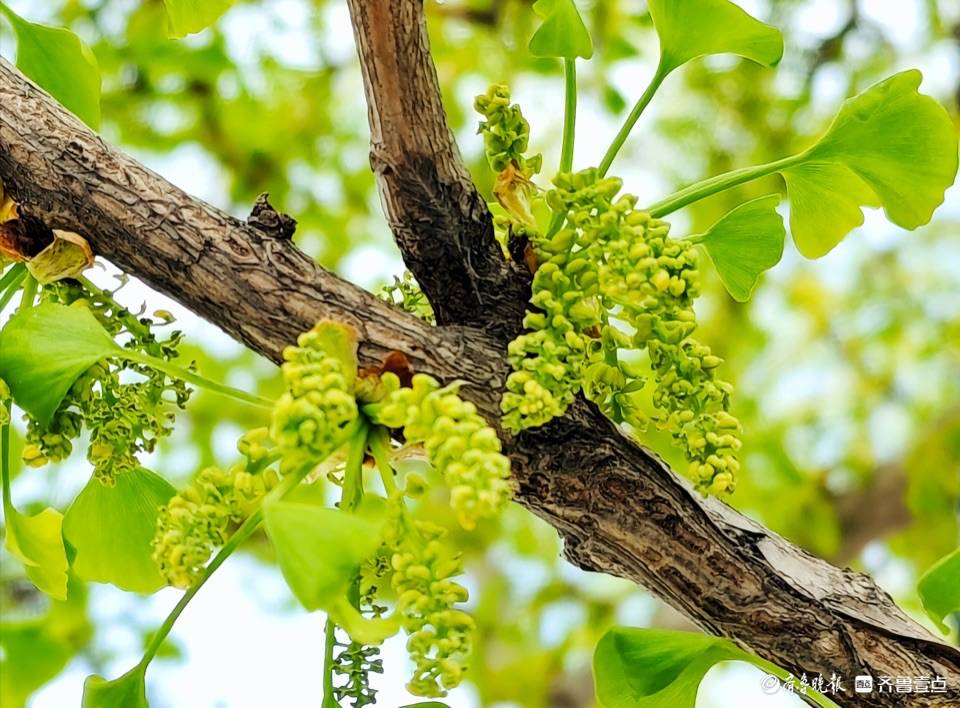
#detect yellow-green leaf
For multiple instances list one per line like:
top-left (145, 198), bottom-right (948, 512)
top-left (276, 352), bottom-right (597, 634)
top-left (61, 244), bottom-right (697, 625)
top-left (64, 468), bottom-right (176, 594)
top-left (780, 162), bottom-right (880, 258)
top-left (918, 548), bottom-right (960, 634)
top-left (263, 501), bottom-right (383, 612)
top-left (0, 579), bottom-right (91, 707)
top-left (0, 3), bottom-right (101, 128)
top-left (307, 320), bottom-right (359, 391)
top-left (82, 664), bottom-right (149, 708)
top-left (4, 506), bottom-right (69, 601)
top-left (162, 0), bottom-right (236, 39)
top-left (594, 628), bottom-right (744, 707)
top-left (648, 0), bottom-right (783, 76)
top-left (1, 622), bottom-right (73, 706)
top-left (784, 70), bottom-right (958, 257)
top-left (594, 628), bottom-right (838, 708)
top-left (529, 0), bottom-right (593, 59)
top-left (0, 302), bottom-right (118, 425)
top-left (694, 195), bottom-right (785, 302)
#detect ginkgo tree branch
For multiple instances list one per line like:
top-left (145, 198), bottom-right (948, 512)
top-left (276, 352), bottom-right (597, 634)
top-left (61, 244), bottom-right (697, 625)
top-left (1, 55), bottom-right (957, 708)
top-left (344, 0), bottom-right (528, 333)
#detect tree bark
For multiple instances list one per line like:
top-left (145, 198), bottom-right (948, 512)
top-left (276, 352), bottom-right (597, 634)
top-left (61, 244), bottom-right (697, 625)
top-left (345, 0), bottom-right (527, 334)
top-left (1, 31), bottom-right (957, 708)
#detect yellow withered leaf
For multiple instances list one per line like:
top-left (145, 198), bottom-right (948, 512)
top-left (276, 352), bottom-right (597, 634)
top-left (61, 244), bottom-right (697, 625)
top-left (0, 182), bottom-right (18, 223)
top-left (494, 162), bottom-right (538, 227)
top-left (26, 230), bottom-right (95, 284)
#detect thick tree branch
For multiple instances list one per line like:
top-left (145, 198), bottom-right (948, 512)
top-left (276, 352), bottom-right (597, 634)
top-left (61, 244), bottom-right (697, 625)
top-left (345, 0), bottom-right (527, 333)
top-left (1, 54), bottom-right (958, 708)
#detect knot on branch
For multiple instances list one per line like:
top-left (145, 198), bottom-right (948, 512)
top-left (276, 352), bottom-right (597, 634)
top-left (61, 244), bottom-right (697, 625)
top-left (247, 193), bottom-right (297, 240)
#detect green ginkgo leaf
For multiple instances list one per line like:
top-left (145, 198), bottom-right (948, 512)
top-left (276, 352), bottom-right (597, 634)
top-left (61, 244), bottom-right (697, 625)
top-left (1, 625), bottom-right (74, 707)
top-left (692, 195), bottom-right (785, 302)
top-left (0, 303), bottom-right (118, 426)
top-left (4, 505), bottom-right (69, 601)
top-left (594, 627), bottom-right (837, 708)
top-left (783, 70), bottom-right (958, 257)
top-left (264, 499), bottom-right (399, 644)
top-left (64, 468), bottom-right (176, 594)
top-left (594, 628), bottom-right (745, 707)
top-left (0, 2), bottom-right (101, 128)
top-left (648, 0), bottom-right (783, 76)
top-left (0, 579), bottom-right (91, 707)
top-left (308, 320), bottom-right (359, 391)
top-left (162, 0), bottom-right (236, 39)
top-left (650, 70), bottom-right (958, 262)
top-left (82, 664), bottom-right (149, 708)
top-left (918, 548), bottom-right (960, 634)
top-left (528, 0), bottom-right (593, 60)
top-left (263, 501), bottom-right (383, 611)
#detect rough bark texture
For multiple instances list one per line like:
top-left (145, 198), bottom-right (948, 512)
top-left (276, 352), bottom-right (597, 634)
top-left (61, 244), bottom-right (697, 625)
top-left (346, 0), bottom-right (527, 333)
top-left (1, 19), bottom-right (958, 707)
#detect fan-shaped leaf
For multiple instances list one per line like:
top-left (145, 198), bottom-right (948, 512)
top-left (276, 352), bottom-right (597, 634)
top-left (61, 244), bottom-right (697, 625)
top-left (0, 3), bottom-right (101, 128)
top-left (4, 506), bottom-right (69, 600)
top-left (529, 0), bottom-right (593, 59)
top-left (0, 579), bottom-right (90, 707)
top-left (648, 0), bottom-right (783, 76)
top-left (308, 320), bottom-right (359, 390)
top-left (918, 548), bottom-right (960, 634)
top-left (82, 664), bottom-right (148, 708)
top-left (64, 468), bottom-right (176, 594)
top-left (594, 627), bottom-right (838, 708)
top-left (594, 628), bottom-right (744, 707)
top-left (694, 195), bottom-right (785, 302)
top-left (263, 501), bottom-right (383, 611)
top-left (0, 302), bottom-right (118, 425)
top-left (162, 0), bottom-right (236, 38)
top-left (784, 70), bottom-right (958, 257)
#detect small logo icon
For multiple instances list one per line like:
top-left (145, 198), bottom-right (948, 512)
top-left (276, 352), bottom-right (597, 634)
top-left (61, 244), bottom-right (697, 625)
top-left (760, 674), bottom-right (781, 695)
top-left (855, 675), bottom-right (874, 693)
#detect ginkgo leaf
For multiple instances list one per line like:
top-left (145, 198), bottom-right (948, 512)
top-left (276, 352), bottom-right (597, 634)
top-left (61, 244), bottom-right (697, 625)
top-left (82, 664), bottom-right (149, 708)
top-left (0, 302), bottom-right (118, 425)
top-left (263, 501), bottom-right (383, 611)
top-left (64, 469), bottom-right (176, 594)
top-left (692, 195), bottom-right (785, 302)
top-left (918, 548), bottom-right (960, 634)
top-left (308, 320), bottom-right (359, 391)
top-left (648, 0), bottom-right (783, 76)
top-left (594, 628), bottom-right (744, 707)
top-left (0, 3), bottom-right (101, 128)
top-left (650, 70), bottom-right (958, 261)
top-left (594, 627), bottom-right (837, 708)
top-left (26, 230), bottom-right (95, 285)
top-left (528, 0), bottom-right (593, 60)
top-left (784, 70), bottom-right (958, 258)
top-left (0, 578), bottom-right (90, 707)
top-left (162, 0), bottom-right (236, 39)
top-left (780, 162), bottom-right (879, 258)
top-left (1, 625), bottom-right (73, 707)
top-left (4, 505), bottom-right (69, 601)
top-left (264, 499), bottom-right (398, 644)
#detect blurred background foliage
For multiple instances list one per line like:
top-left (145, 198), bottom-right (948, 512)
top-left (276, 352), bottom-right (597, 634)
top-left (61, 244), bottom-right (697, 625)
top-left (1, 0), bottom-right (958, 706)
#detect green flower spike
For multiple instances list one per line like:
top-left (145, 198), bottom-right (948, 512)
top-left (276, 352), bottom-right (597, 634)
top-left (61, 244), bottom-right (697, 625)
top-left (269, 321), bottom-right (360, 472)
top-left (369, 373), bottom-right (512, 530)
